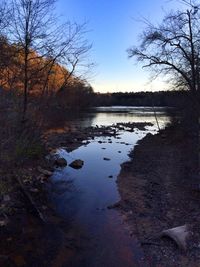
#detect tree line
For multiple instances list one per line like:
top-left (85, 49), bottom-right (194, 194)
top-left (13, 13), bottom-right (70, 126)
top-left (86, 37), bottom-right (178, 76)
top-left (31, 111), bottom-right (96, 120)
top-left (93, 91), bottom-right (189, 107)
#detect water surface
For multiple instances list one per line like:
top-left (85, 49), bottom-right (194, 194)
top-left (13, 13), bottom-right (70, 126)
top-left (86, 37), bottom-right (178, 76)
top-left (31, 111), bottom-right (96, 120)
top-left (49, 107), bottom-right (170, 266)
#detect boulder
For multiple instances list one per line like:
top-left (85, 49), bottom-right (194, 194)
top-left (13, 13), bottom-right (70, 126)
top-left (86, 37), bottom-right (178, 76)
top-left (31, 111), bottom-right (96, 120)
top-left (161, 225), bottom-right (189, 250)
top-left (55, 158), bottom-right (67, 167)
top-left (69, 159), bottom-right (84, 169)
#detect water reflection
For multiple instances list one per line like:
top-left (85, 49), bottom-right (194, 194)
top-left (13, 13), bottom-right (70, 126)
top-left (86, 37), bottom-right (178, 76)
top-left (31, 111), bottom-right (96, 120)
top-left (48, 107), bottom-right (170, 267)
top-left (68, 106), bottom-right (171, 128)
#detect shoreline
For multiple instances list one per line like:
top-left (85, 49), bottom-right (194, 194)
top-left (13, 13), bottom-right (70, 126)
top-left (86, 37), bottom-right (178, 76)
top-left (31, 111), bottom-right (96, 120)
top-left (0, 123), bottom-right (133, 266)
top-left (116, 124), bottom-right (200, 266)
top-left (2, 120), bottom-right (199, 266)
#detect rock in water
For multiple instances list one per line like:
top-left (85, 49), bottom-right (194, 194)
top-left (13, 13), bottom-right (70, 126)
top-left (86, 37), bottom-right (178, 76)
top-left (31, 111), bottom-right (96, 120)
top-left (55, 158), bottom-right (67, 167)
top-left (69, 159), bottom-right (84, 169)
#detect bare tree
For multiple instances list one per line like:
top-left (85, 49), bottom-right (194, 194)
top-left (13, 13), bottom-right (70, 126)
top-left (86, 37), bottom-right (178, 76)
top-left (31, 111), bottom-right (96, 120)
top-left (41, 22), bottom-right (92, 96)
top-left (7, 0), bottom-right (92, 119)
top-left (0, 1), bottom-right (11, 79)
top-left (128, 1), bottom-right (200, 104)
top-left (0, 1), bottom-right (9, 32)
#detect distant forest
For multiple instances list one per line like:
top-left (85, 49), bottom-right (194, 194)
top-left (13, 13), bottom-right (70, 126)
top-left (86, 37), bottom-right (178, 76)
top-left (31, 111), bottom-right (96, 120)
top-left (93, 90), bottom-right (190, 107)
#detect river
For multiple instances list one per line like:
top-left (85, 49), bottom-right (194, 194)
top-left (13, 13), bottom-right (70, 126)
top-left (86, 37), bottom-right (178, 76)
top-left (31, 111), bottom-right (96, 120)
top-left (48, 106), bottom-right (171, 267)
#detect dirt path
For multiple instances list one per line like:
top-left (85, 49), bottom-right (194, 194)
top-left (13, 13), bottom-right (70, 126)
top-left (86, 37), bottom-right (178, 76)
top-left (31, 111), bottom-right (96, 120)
top-left (117, 125), bottom-right (200, 266)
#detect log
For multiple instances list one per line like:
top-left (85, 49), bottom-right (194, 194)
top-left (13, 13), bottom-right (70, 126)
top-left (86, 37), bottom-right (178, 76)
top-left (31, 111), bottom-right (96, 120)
top-left (15, 176), bottom-right (46, 223)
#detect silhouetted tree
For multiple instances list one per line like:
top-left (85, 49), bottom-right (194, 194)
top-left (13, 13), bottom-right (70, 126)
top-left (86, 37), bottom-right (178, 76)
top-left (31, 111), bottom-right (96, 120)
top-left (7, 0), bottom-right (91, 119)
top-left (128, 1), bottom-right (200, 109)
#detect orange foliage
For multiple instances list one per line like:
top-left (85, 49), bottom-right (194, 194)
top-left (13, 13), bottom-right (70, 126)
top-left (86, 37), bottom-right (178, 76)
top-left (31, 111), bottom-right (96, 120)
top-left (0, 38), bottom-right (90, 99)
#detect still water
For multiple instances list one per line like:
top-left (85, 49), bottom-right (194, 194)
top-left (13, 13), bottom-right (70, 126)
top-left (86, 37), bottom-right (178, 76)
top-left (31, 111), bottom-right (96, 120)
top-left (49, 107), bottom-right (170, 267)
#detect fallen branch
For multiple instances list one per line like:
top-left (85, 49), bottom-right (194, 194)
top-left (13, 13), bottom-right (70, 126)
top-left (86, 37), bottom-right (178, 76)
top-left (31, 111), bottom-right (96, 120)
top-left (15, 176), bottom-right (46, 223)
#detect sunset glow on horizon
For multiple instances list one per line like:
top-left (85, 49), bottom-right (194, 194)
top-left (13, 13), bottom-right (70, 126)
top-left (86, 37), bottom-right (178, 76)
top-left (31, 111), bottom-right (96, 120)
top-left (57, 0), bottom-right (185, 93)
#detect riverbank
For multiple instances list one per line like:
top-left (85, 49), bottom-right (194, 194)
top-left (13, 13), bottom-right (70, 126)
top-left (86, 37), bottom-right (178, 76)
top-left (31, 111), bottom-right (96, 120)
top-left (0, 123), bottom-right (89, 267)
top-left (117, 124), bottom-right (200, 266)
top-left (0, 111), bottom-right (174, 266)
top-left (0, 122), bottom-right (135, 267)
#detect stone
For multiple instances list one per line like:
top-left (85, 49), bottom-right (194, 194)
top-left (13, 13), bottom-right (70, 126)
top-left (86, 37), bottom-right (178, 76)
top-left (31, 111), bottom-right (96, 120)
top-left (30, 188), bottom-right (39, 193)
top-left (3, 195), bottom-right (11, 202)
top-left (161, 225), bottom-right (189, 250)
top-left (103, 157), bottom-right (111, 161)
top-left (55, 158), bottom-right (67, 167)
top-left (37, 166), bottom-right (53, 176)
top-left (0, 219), bottom-right (8, 227)
top-left (69, 159), bottom-right (84, 169)
top-left (107, 202), bottom-right (121, 209)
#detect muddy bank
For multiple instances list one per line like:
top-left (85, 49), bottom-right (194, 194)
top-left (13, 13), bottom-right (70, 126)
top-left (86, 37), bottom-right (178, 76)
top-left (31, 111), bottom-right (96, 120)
top-left (0, 158), bottom-right (72, 267)
top-left (117, 125), bottom-right (200, 266)
top-left (0, 125), bottom-right (89, 267)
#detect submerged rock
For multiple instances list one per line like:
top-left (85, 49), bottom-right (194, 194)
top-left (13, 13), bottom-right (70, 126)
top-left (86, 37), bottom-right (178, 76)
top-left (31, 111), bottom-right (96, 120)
top-left (69, 159), bottom-right (84, 169)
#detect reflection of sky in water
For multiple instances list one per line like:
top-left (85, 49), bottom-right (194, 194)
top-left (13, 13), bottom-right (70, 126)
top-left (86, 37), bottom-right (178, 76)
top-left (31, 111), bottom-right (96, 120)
top-left (69, 107), bottom-right (171, 129)
top-left (49, 108), bottom-right (170, 266)
top-left (92, 112), bottom-right (170, 127)
top-left (50, 108), bottom-right (169, 224)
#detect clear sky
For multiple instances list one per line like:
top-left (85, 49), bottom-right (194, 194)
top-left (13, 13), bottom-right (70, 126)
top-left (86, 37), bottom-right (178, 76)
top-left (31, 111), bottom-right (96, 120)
top-left (56, 0), bottom-right (185, 93)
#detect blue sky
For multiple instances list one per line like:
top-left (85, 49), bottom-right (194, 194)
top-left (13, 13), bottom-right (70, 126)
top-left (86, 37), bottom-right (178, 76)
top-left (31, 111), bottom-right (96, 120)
top-left (56, 0), bottom-right (184, 93)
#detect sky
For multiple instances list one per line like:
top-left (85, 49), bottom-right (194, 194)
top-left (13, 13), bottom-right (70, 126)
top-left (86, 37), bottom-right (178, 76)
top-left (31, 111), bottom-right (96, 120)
top-left (56, 0), bottom-right (185, 93)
